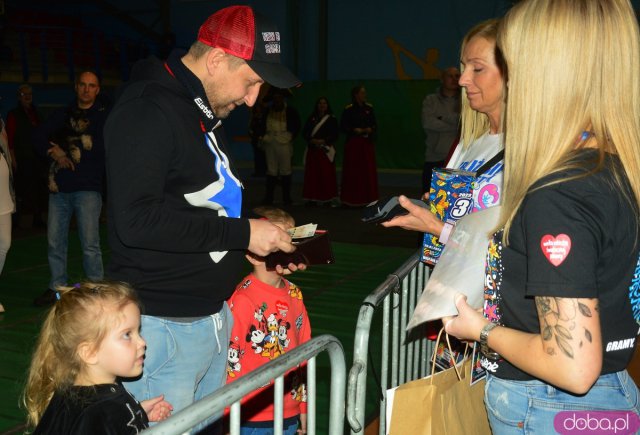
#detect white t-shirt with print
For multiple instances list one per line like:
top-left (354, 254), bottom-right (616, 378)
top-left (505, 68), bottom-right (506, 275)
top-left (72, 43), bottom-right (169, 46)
top-left (447, 132), bottom-right (503, 212)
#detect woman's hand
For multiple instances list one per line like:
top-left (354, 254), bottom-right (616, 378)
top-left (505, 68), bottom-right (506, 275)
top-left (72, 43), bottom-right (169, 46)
top-left (381, 195), bottom-right (444, 235)
top-left (442, 293), bottom-right (488, 342)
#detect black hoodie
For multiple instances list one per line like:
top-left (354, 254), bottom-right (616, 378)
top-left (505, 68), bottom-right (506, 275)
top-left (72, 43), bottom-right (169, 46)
top-left (104, 50), bottom-right (250, 316)
top-left (34, 384), bottom-right (148, 434)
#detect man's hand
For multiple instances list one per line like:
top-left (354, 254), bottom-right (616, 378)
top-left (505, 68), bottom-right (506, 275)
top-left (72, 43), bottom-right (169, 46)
top-left (47, 142), bottom-right (66, 160)
top-left (248, 219), bottom-right (296, 256)
top-left (48, 142), bottom-right (75, 171)
top-left (248, 220), bottom-right (308, 274)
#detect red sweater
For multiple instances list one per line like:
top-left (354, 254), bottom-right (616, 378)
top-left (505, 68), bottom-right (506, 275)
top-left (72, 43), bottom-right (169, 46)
top-left (227, 274), bottom-right (311, 422)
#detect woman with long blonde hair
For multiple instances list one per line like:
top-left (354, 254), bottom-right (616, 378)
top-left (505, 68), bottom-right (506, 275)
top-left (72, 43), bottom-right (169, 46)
top-left (383, 19), bottom-right (505, 238)
top-left (445, 0), bottom-right (640, 432)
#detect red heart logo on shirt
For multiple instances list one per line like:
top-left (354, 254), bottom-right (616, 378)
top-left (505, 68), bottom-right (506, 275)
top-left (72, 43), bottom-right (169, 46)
top-left (540, 234), bottom-right (572, 266)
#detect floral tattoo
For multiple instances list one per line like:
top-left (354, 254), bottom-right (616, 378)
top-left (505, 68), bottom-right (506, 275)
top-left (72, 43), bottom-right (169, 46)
top-left (535, 297), bottom-right (596, 358)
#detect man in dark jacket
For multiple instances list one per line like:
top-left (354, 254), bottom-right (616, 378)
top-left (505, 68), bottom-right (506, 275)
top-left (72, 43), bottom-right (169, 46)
top-left (33, 71), bottom-right (107, 306)
top-left (104, 4), bottom-right (302, 426)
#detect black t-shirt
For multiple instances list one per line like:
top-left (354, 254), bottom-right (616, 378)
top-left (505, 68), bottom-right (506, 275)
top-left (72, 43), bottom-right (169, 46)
top-left (482, 150), bottom-right (640, 380)
top-left (34, 383), bottom-right (149, 434)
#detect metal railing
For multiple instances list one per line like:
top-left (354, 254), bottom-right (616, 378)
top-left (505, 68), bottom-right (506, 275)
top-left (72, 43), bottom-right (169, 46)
top-left (139, 250), bottom-right (430, 435)
top-left (346, 251), bottom-right (433, 434)
top-left (142, 334), bottom-right (346, 435)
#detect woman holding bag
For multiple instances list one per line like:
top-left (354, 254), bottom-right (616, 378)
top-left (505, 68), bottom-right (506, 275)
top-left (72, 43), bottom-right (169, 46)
top-left (445, 0), bottom-right (640, 433)
top-left (302, 96), bottom-right (339, 207)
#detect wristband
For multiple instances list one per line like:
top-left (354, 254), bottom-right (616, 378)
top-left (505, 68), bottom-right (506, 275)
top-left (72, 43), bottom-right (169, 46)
top-left (438, 222), bottom-right (454, 244)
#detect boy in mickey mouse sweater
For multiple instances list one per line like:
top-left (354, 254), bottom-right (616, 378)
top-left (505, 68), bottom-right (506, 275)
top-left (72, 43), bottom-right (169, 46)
top-left (226, 207), bottom-right (311, 434)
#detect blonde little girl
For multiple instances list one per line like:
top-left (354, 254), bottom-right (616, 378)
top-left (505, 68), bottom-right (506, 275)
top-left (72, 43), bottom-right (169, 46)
top-left (23, 281), bottom-right (173, 434)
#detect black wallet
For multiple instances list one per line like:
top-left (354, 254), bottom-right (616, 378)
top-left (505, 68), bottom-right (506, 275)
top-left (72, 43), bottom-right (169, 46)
top-left (265, 231), bottom-right (335, 270)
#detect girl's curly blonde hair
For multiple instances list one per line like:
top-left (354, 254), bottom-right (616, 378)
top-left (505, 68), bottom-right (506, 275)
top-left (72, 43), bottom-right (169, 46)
top-left (22, 281), bottom-right (139, 430)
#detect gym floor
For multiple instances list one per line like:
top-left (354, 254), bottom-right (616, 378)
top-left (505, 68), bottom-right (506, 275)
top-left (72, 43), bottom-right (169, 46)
top-left (0, 167), bottom-right (424, 434)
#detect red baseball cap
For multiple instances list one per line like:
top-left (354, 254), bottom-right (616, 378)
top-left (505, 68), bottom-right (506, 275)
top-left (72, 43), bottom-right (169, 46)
top-left (197, 5), bottom-right (301, 89)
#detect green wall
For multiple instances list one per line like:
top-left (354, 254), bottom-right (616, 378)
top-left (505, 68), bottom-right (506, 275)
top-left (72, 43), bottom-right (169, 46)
top-left (288, 80), bottom-right (441, 170)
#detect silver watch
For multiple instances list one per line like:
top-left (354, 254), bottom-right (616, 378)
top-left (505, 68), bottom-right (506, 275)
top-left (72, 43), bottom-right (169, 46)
top-left (479, 322), bottom-right (500, 360)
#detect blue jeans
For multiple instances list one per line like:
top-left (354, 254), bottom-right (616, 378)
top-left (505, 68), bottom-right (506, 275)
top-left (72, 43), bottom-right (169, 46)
top-left (123, 303), bottom-right (233, 433)
top-left (240, 417), bottom-right (299, 435)
top-left (485, 370), bottom-right (640, 434)
top-left (47, 191), bottom-right (103, 289)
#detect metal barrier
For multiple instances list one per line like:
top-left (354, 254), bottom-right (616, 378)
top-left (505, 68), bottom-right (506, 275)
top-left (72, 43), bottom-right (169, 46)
top-left (346, 251), bottom-right (433, 434)
top-left (142, 334), bottom-right (346, 435)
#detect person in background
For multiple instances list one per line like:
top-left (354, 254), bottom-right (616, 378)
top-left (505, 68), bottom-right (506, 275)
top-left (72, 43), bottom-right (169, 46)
top-left (104, 5), bottom-right (305, 427)
top-left (32, 71), bottom-right (108, 307)
top-left (420, 67), bottom-right (461, 194)
top-left (249, 97), bottom-right (268, 178)
top-left (340, 85), bottom-right (378, 207)
top-left (226, 206), bottom-right (310, 435)
top-left (6, 83), bottom-right (46, 229)
top-left (23, 282), bottom-right (173, 434)
top-left (383, 19), bottom-right (504, 245)
top-left (257, 88), bottom-right (301, 206)
top-left (301, 96), bottom-right (339, 207)
top-left (444, 0), bottom-right (640, 432)
top-left (0, 115), bottom-right (14, 313)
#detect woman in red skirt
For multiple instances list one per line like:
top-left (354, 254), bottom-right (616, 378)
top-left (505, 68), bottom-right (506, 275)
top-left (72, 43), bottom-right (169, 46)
top-left (339, 86), bottom-right (378, 206)
top-left (302, 97), bottom-right (339, 206)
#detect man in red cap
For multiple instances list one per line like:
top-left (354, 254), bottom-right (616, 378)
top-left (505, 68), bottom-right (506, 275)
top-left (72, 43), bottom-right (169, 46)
top-left (104, 5), bottom-right (302, 429)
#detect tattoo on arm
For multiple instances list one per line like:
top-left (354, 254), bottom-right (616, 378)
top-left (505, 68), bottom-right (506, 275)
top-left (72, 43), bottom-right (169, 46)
top-left (535, 297), bottom-right (594, 359)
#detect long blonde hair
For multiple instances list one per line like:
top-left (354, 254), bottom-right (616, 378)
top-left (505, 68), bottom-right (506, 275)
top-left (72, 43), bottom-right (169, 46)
top-left (497, 0), bottom-right (640, 240)
top-left (459, 18), bottom-right (504, 147)
top-left (22, 281), bottom-right (139, 429)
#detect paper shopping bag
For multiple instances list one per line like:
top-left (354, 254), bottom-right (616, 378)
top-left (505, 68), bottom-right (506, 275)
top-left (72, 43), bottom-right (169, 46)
top-left (388, 353), bottom-right (491, 434)
top-left (437, 359), bottom-right (491, 435)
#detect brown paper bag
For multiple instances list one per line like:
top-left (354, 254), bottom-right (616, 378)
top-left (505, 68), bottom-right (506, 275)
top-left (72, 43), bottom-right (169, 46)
top-left (388, 338), bottom-right (491, 434)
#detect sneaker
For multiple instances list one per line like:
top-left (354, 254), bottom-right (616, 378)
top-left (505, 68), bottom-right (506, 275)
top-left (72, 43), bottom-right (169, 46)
top-left (33, 289), bottom-right (57, 307)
